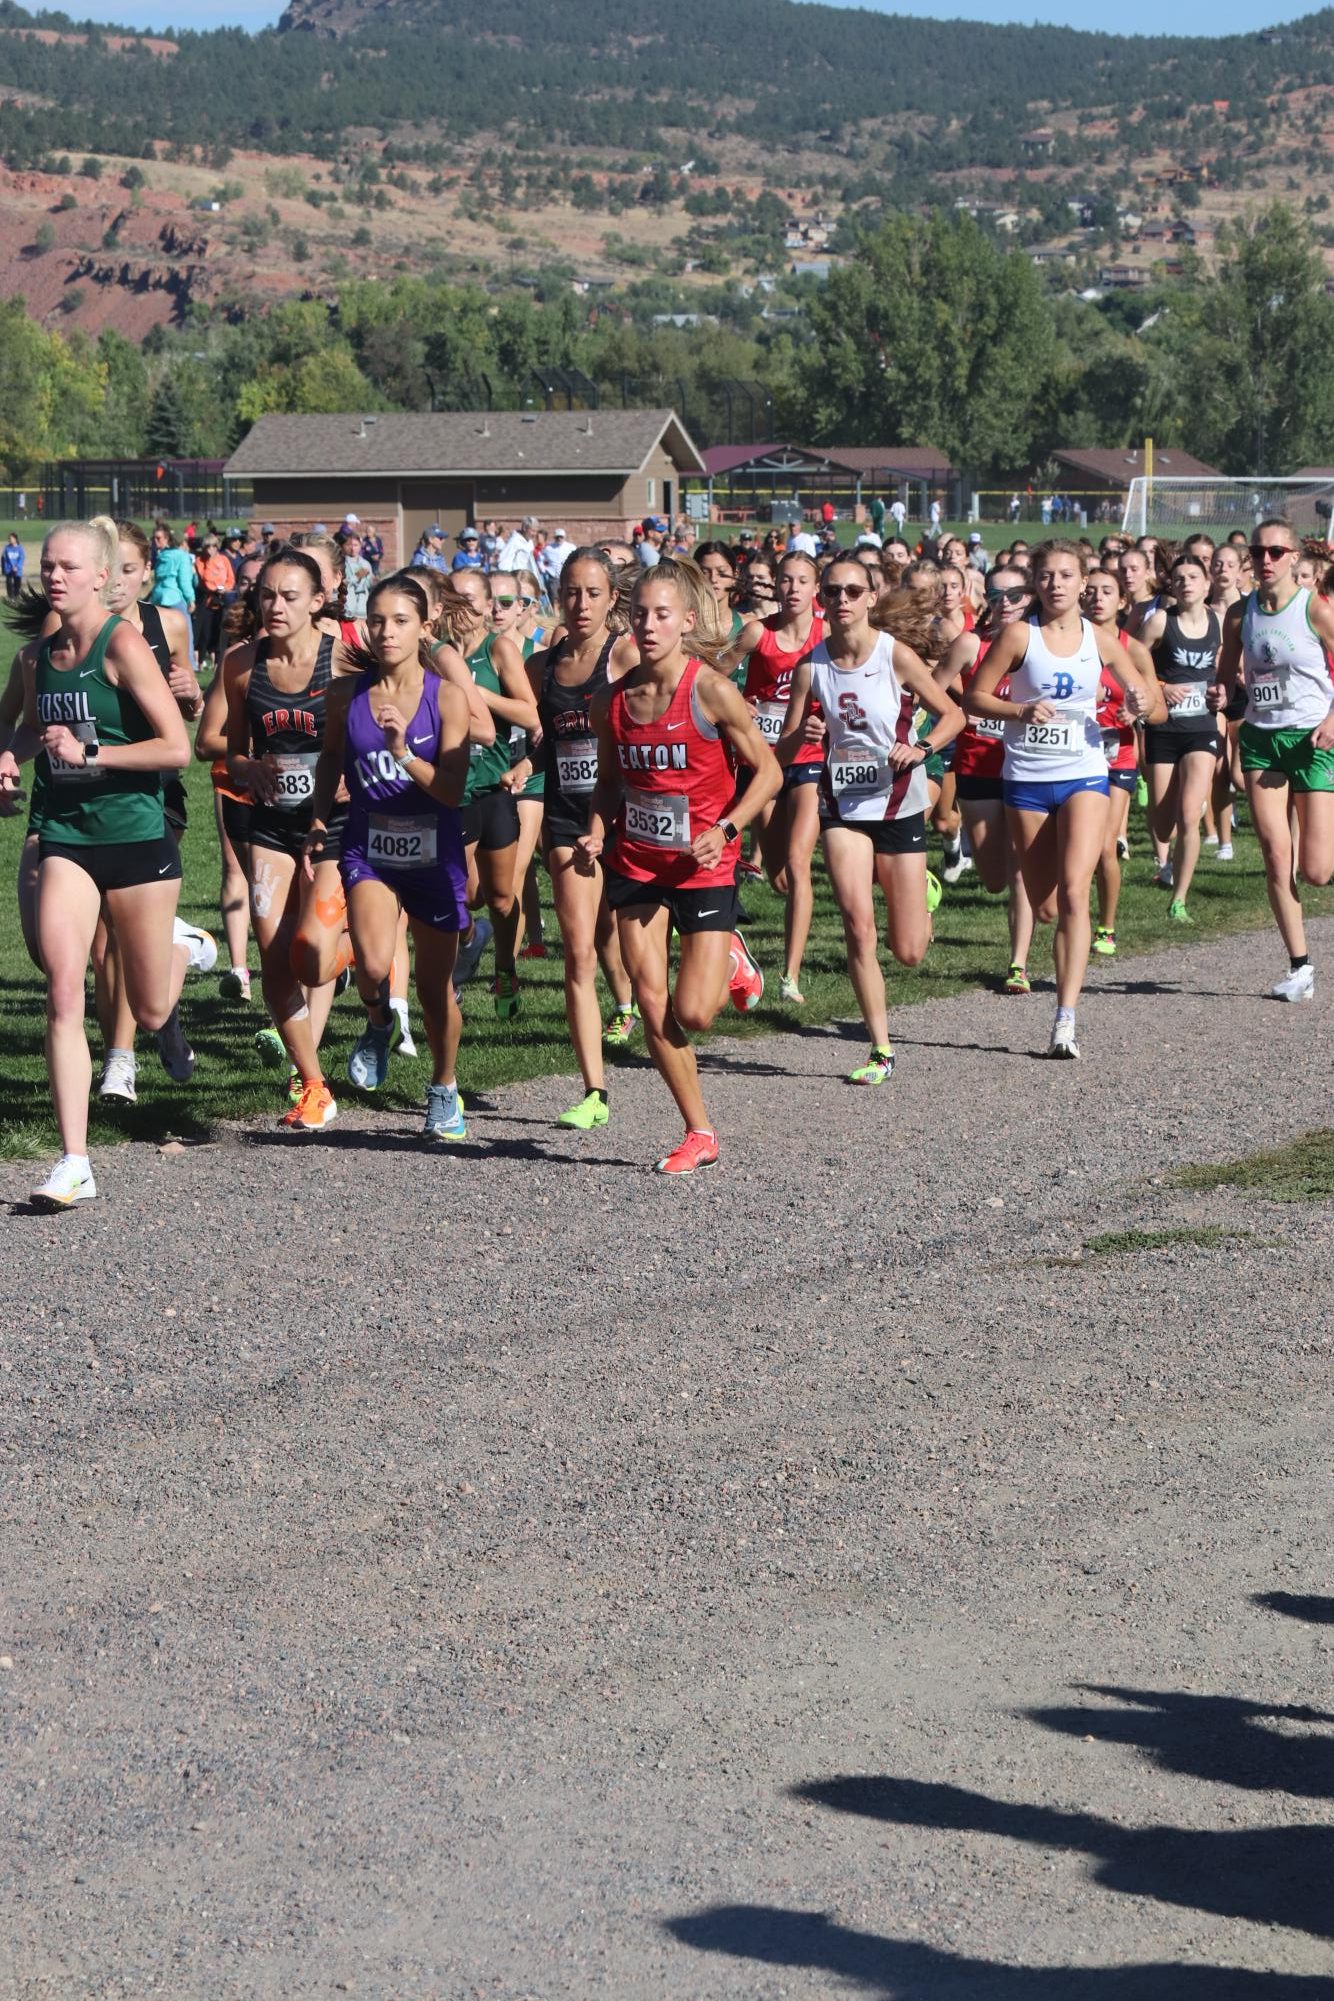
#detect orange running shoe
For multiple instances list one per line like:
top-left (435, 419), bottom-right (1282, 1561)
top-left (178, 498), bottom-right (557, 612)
top-left (654, 1128), bottom-right (719, 1175)
top-left (728, 928), bottom-right (764, 1012)
top-left (278, 1078), bottom-right (338, 1132)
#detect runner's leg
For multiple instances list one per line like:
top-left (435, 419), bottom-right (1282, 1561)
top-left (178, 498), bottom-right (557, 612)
top-left (37, 858), bottom-right (101, 1160)
top-left (1246, 771), bottom-right (1305, 958)
top-left (617, 904), bottom-right (711, 1133)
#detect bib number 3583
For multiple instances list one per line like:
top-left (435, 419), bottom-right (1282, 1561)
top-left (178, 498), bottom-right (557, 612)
top-left (271, 752), bottom-right (317, 806)
top-left (624, 787), bottom-right (690, 850)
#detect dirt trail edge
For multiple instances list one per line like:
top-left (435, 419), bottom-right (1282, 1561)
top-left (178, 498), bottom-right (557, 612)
top-left (5, 920), bottom-right (1332, 2000)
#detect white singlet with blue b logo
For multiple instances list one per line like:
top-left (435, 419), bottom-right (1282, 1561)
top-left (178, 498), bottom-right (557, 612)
top-left (1003, 616), bottom-right (1107, 784)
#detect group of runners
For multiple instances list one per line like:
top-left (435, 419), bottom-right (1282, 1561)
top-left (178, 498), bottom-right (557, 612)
top-left (1, 506), bottom-right (1331, 1207)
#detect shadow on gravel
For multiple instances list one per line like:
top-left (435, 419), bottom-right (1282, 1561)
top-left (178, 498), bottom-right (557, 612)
top-left (788, 1775), bottom-right (1333, 1941)
top-left (240, 1128), bottom-right (641, 1168)
top-left (1257, 1591), bottom-right (1334, 1626)
top-left (665, 1906), bottom-right (1334, 1998)
top-left (1029, 1684), bottom-right (1334, 1801)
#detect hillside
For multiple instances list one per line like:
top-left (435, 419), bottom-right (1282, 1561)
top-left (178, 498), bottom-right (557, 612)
top-left (0, 0), bottom-right (1332, 355)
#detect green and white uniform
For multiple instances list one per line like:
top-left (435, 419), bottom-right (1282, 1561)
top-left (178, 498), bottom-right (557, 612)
top-left (464, 633), bottom-right (511, 803)
top-left (36, 616), bottom-right (164, 847)
top-left (1238, 587), bottom-right (1334, 793)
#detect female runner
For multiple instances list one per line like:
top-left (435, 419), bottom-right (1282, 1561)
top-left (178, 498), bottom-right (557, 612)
top-left (305, 576), bottom-right (473, 1141)
top-left (578, 559), bottom-right (779, 1174)
top-left (447, 567), bottom-right (540, 1014)
top-left (528, 547), bottom-right (639, 1129)
top-left (222, 546), bottom-right (356, 1131)
top-left (1082, 566), bottom-right (1155, 959)
top-left (936, 564), bottom-right (1037, 990)
top-left (1138, 554), bottom-right (1223, 923)
top-left (967, 539), bottom-right (1158, 1059)
top-left (780, 559), bottom-right (963, 1085)
top-left (1209, 542), bottom-right (1246, 857)
top-left (726, 550), bottom-right (825, 1003)
top-left (492, 569), bottom-right (550, 961)
top-left (196, 552), bottom-right (264, 1001)
top-left (0, 518), bottom-right (197, 1207)
top-left (89, 522), bottom-right (203, 1096)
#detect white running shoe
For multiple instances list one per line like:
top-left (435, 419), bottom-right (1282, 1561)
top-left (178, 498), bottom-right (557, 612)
top-left (97, 1051), bottom-right (137, 1103)
top-left (1202, 832), bottom-right (1220, 848)
top-left (1271, 963), bottom-right (1315, 1003)
top-left (173, 919), bottom-right (218, 976)
top-left (32, 1156), bottom-right (97, 1209)
top-left (1047, 1016), bottom-right (1080, 1060)
top-left (1216, 842), bottom-right (1234, 862)
top-left (1153, 861), bottom-right (1175, 888)
top-left (390, 999), bottom-right (417, 1058)
top-left (941, 842), bottom-right (967, 885)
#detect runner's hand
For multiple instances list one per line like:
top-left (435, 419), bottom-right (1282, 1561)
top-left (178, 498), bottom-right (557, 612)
top-left (1125, 683), bottom-right (1150, 719)
top-left (691, 824), bottom-right (726, 870)
top-left (499, 762), bottom-right (530, 793)
top-left (573, 834), bottom-right (601, 875)
top-left (1162, 683), bottom-right (1192, 709)
top-left (1315, 709), bottom-right (1334, 752)
top-left (1022, 701), bottom-right (1056, 724)
top-left (247, 754), bottom-right (280, 805)
top-left (376, 704), bottom-right (408, 757)
top-left (301, 823), bottom-right (328, 882)
top-left (1206, 682), bottom-right (1227, 713)
top-left (803, 712), bottom-right (827, 745)
top-left (41, 724), bottom-right (87, 766)
top-left (168, 664), bottom-right (200, 706)
top-left (888, 741), bottom-right (926, 771)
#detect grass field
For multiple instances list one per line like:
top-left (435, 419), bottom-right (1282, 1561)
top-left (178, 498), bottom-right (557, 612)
top-left (2, 727), bottom-right (1329, 1160)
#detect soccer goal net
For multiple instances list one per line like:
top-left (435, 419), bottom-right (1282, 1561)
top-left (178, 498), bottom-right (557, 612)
top-left (1122, 475), bottom-right (1334, 540)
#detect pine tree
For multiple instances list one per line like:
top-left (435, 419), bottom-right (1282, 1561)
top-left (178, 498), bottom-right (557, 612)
top-left (145, 376), bottom-right (191, 459)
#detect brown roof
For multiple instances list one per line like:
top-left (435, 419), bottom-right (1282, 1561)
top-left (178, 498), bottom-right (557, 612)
top-left (225, 408), bottom-right (705, 479)
top-left (699, 441), bottom-right (954, 478)
top-left (1052, 446), bottom-right (1226, 483)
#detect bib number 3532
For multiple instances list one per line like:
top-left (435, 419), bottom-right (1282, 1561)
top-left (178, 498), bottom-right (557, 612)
top-left (624, 787), bottom-right (690, 850)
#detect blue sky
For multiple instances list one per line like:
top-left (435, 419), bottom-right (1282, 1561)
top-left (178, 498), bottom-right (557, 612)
top-left (57, 0), bottom-right (1321, 35)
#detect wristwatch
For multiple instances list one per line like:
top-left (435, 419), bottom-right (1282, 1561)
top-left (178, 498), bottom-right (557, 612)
top-left (719, 818), bottom-right (739, 842)
top-left (82, 739), bottom-right (99, 763)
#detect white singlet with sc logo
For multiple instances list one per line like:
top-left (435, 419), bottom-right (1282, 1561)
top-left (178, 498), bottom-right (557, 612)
top-left (1003, 617), bottom-right (1105, 784)
top-left (1242, 588), bottom-right (1333, 733)
top-left (808, 631), bottom-right (927, 822)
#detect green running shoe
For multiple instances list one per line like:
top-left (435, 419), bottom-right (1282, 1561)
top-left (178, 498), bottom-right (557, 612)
top-left (603, 1004), bottom-right (640, 1047)
top-left (849, 1044), bottom-right (895, 1086)
top-left (925, 870), bottom-right (942, 915)
top-left (1004, 962), bottom-right (1031, 994)
top-left (423, 1083), bottom-right (466, 1143)
top-left (1092, 927), bottom-right (1117, 957)
top-left (558, 1089), bottom-right (609, 1131)
top-left (255, 1026), bottom-right (286, 1069)
top-left (1168, 898), bottom-right (1194, 925)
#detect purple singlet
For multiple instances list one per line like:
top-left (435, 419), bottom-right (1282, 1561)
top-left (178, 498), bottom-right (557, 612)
top-left (340, 671), bottom-right (469, 931)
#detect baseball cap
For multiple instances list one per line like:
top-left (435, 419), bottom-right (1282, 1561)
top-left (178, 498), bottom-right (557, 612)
top-left (428, 524), bottom-right (442, 536)
top-left (261, 522), bottom-right (275, 535)
top-left (343, 512), bottom-right (360, 525)
top-left (459, 527), bottom-right (479, 542)
top-left (854, 532), bottom-right (883, 551)
top-left (968, 532), bottom-right (983, 544)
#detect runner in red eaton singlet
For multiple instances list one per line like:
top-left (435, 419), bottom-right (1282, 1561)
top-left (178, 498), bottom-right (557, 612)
top-left (578, 559), bottom-right (781, 1175)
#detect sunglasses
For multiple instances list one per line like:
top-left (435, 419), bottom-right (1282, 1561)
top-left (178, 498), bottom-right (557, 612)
top-left (519, 596), bottom-right (538, 608)
top-left (823, 582), bottom-right (868, 600)
top-left (493, 596), bottom-right (518, 607)
top-left (1250, 543), bottom-right (1294, 561)
top-left (986, 585), bottom-right (1029, 604)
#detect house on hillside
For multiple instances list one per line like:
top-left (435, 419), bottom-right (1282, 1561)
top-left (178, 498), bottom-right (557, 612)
top-left (224, 409), bottom-right (704, 564)
top-left (1020, 128), bottom-right (1056, 157)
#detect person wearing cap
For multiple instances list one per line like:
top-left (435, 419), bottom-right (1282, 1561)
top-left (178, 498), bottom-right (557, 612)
top-left (413, 525), bottom-right (448, 574)
top-left (452, 527), bottom-right (484, 573)
top-left (497, 517), bottom-right (538, 573)
top-left (539, 523), bottom-right (573, 590)
top-left (361, 527), bottom-right (384, 576)
top-left (854, 531), bottom-right (883, 552)
top-left (966, 532), bottom-right (989, 573)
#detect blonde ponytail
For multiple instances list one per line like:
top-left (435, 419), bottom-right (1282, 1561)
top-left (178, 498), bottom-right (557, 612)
top-left (44, 516), bottom-right (120, 602)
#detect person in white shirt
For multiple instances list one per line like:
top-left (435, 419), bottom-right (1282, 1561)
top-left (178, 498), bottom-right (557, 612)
top-left (497, 517), bottom-right (538, 573)
top-left (889, 498), bottom-right (907, 534)
top-left (542, 526), bottom-right (574, 588)
top-left (929, 499), bottom-right (942, 533)
top-left (788, 527), bottom-right (819, 558)
top-left (636, 527), bottom-right (662, 568)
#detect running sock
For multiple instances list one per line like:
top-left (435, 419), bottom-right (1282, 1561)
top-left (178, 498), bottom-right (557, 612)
top-left (594, 1088), bottom-right (608, 1104)
top-left (107, 1046), bottom-right (134, 1064)
top-left (1055, 1007), bottom-right (1076, 1029)
top-left (65, 1153), bottom-right (91, 1173)
top-left (1290, 954), bottom-right (1310, 971)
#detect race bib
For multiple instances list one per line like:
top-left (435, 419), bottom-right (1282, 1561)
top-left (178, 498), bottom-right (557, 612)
top-left (1172, 687), bottom-right (1207, 718)
top-left (270, 751), bottom-right (317, 807)
top-left (973, 716), bottom-right (1005, 741)
top-left (47, 720), bottom-right (103, 783)
top-left (624, 786), bottom-right (690, 850)
top-left (367, 814), bottom-right (437, 869)
top-left (830, 744), bottom-right (890, 797)
top-left (554, 736), bottom-right (598, 796)
top-left (1021, 714), bottom-right (1082, 757)
top-left (1249, 673), bottom-right (1286, 713)
top-left (754, 700), bottom-right (786, 745)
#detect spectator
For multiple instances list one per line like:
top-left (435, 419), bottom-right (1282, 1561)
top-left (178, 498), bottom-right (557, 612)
top-left (539, 523), bottom-right (574, 590)
top-left (1008, 492), bottom-right (1022, 524)
top-left (889, 496), bottom-right (907, 534)
top-left (869, 494), bottom-right (886, 537)
top-left (788, 523), bottom-right (819, 558)
top-left (2, 531), bottom-right (24, 602)
top-left (636, 523), bottom-right (662, 567)
top-left (361, 527), bottom-right (384, 576)
top-left (150, 522), bottom-right (196, 616)
top-left (413, 525), bottom-right (448, 573)
top-left (452, 527), bottom-right (484, 571)
top-left (820, 499), bottom-right (836, 530)
top-left (338, 531), bottom-right (373, 616)
top-left (497, 515), bottom-right (538, 572)
top-left (194, 534), bottom-right (234, 666)
top-left (480, 518), bottom-right (501, 567)
top-left (967, 531), bottom-right (988, 573)
top-left (928, 497), bottom-right (942, 533)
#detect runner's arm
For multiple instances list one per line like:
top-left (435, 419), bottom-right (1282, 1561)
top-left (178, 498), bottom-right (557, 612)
top-left (43, 622), bottom-right (190, 773)
top-left (1211, 603), bottom-right (1244, 711)
top-left (224, 647), bottom-right (276, 802)
top-left (934, 629), bottom-right (978, 695)
top-left (196, 642), bottom-right (241, 759)
top-left (1121, 632), bottom-right (1167, 724)
top-left (0, 650), bottom-right (35, 799)
top-left (720, 615), bottom-right (763, 680)
top-left (574, 688), bottom-right (622, 872)
top-left (161, 605), bottom-right (203, 717)
top-left (775, 657), bottom-right (816, 768)
top-left (308, 676), bottom-right (354, 833)
top-left (965, 625), bottom-right (1042, 719)
top-left (699, 670), bottom-right (783, 830)
top-left (1306, 594), bottom-right (1334, 748)
top-left (486, 633), bottom-right (539, 733)
top-left (895, 645), bottom-right (966, 757)
top-left (379, 680), bottom-right (472, 811)
top-left (434, 641), bottom-right (496, 747)
top-left (1093, 624), bottom-right (1154, 720)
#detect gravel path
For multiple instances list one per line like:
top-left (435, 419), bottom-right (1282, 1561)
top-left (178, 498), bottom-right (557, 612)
top-left (5, 920), bottom-right (1333, 1999)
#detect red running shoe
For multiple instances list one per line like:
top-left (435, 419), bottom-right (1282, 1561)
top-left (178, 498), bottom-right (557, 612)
top-left (654, 1128), bottom-right (719, 1175)
top-left (728, 928), bottom-right (764, 1011)
top-left (518, 941), bottom-right (548, 959)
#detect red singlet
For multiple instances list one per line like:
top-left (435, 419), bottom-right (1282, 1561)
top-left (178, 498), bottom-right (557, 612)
top-left (744, 613), bottom-right (825, 765)
top-left (609, 659), bottom-right (740, 890)
top-left (953, 636), bottom-right (1008, 780)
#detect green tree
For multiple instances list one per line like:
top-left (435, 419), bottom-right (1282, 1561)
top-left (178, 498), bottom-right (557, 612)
top-left (145, 374), bottom-right (191, 458)
top-left (1177, 204), bottom-right (1334, 474)
top-left (790, 215), bottom-right (1058, 478)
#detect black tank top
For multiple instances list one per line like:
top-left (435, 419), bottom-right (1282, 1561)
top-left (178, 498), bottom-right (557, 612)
top-left (1150, 605), bottom-right (1220, 685)
top-left (139, 598), bottom-right (188, 824)
top-left (539, 634), bottom-right (614, 824)
top-left (246, 632), bottom-right (336, 756)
